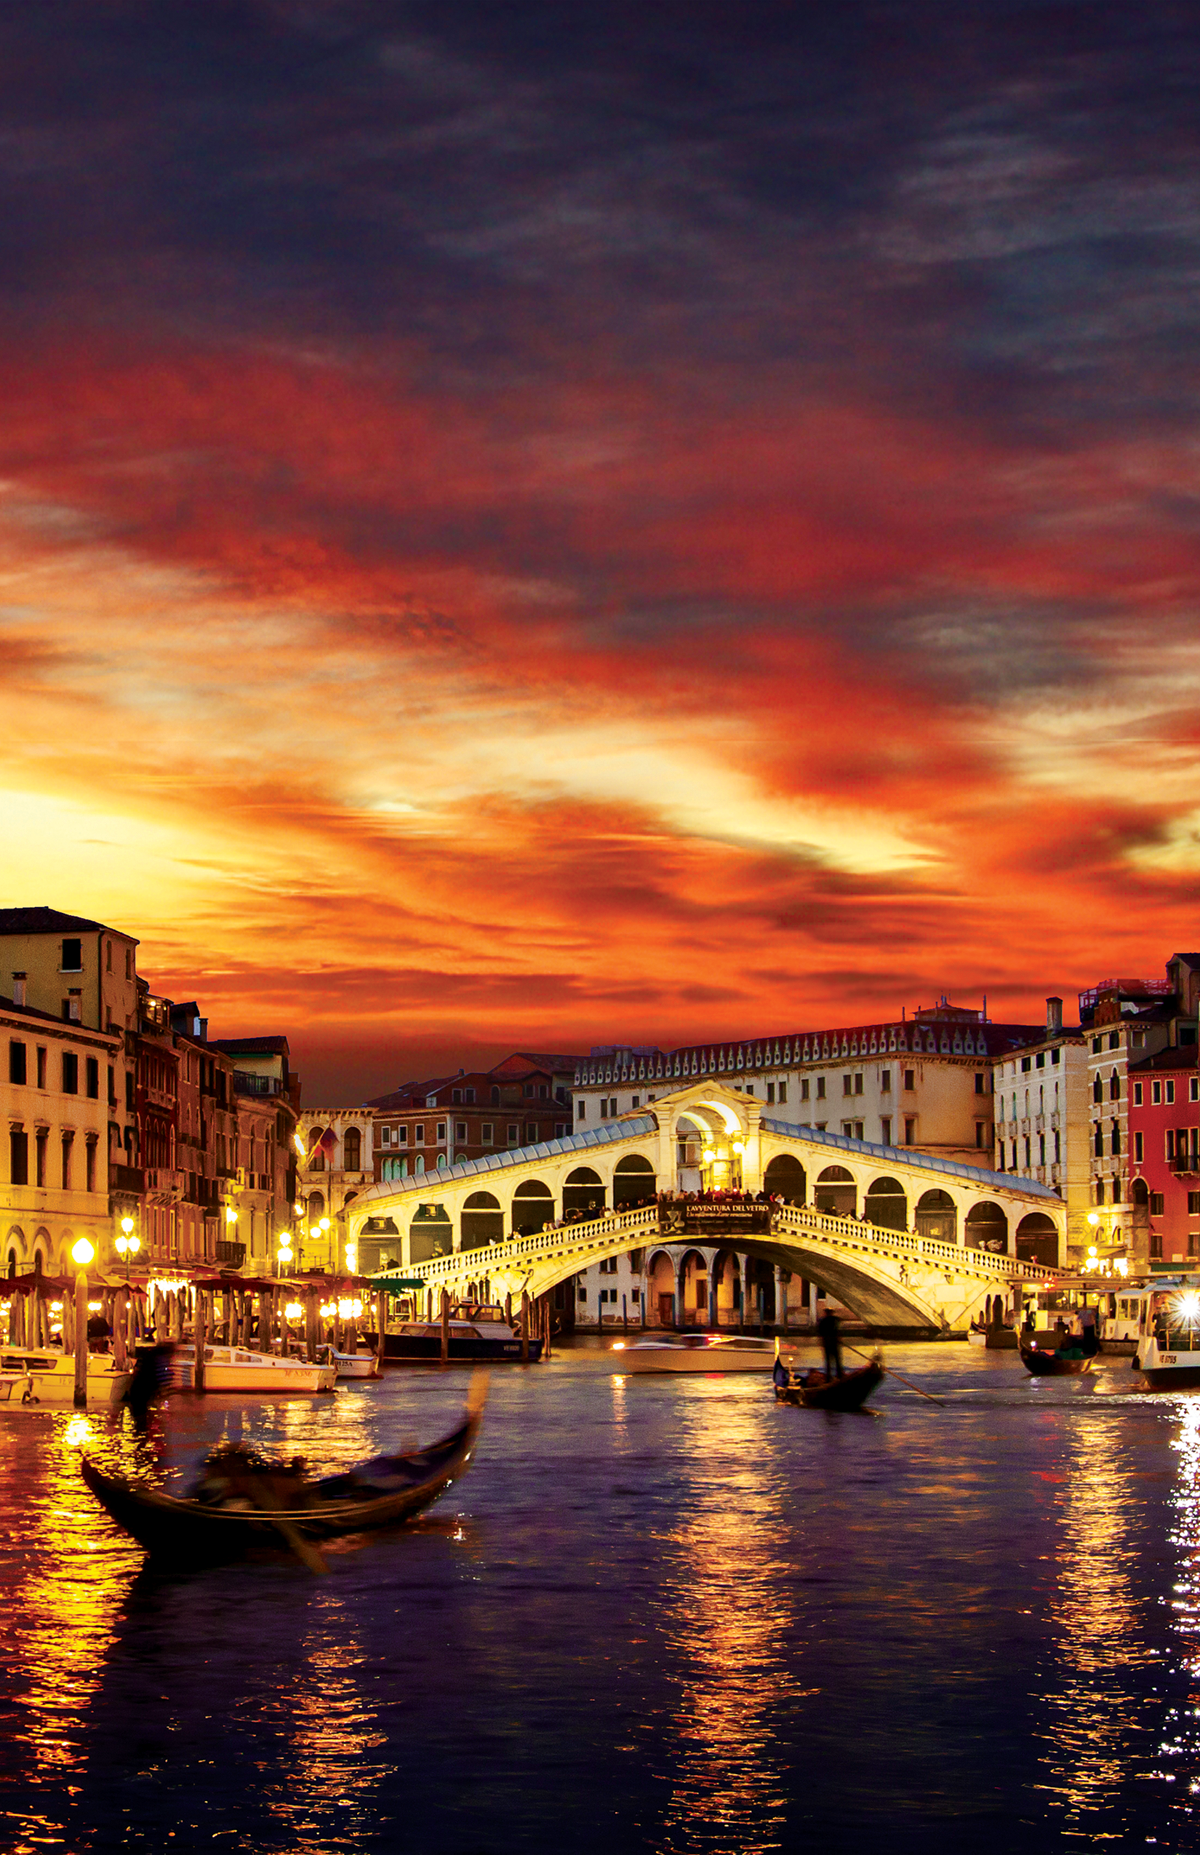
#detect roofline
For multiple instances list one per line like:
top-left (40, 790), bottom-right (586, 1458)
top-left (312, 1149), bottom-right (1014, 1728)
top-left (759, 1117), bottom-right (1062, 1200)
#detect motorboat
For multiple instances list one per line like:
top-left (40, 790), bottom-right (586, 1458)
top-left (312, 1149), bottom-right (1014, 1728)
top-left (379, 1319), bottom-right (543, 1364)
top-left (81, 1375), bottom-right (487, 1570)
top-left (1132, 1280), bottom-right (1200, 1390)
top-left (966, 1326), bottom-right (988, 1347)
top-left (611, 1334), bottom-right (782, 1373)
top-left (774, 1357), bottom-right (885, 1410)
top-left (0, 1365), bottom-right (34, 1402)
top-left (1, 1348), bottom-right (132, 1406)
top-left (320, 1344), bottom-right (380, 1380)
top-left (167, 1345), bottom-right (337, 1394)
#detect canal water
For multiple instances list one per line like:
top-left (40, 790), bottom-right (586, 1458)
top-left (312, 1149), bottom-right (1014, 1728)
top-left (1, 1342), bottom-right (1198, 1854)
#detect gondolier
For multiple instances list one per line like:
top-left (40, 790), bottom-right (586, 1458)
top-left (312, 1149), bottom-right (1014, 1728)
top-left (817, 1304), bottom-right (843, 1380)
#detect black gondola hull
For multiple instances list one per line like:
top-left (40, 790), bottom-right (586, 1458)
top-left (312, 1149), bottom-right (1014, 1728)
top-left (774, 1360), bottom-right (884, 1410)
top-left (1019, 1343), bottom-right (1092, 1377)
top-left (81, 1385), bottom-right (485, 1568)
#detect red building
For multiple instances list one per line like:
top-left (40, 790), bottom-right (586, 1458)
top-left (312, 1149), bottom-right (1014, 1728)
top-left (1128, 1046), bottom-right (1200, 1266)
top-left (369, 1052), bottom-right (579, 1183)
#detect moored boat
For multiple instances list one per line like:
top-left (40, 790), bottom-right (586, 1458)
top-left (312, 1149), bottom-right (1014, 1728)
top-left (1, 1348), bottom-right (132, 1405)
top-left (324, 1345), bottom-right (380, 1380)
top-left (167, 1345), bottom-right (337, 1394)
top-left (81, 1375), bottom-right (487, 1569)
top-left (611, 1334), bottom-right (779, 1373)
top-left (380, 1319), bottom-right (543, 1364)
top-left (1132, 1281), bottom-right (1200, 1390)
top-left (774, 1357), bottom-right (885, 1410)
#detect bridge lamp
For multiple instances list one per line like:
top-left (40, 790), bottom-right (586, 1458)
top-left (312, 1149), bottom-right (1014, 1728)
top-left (344, 1244), bottom-right (358, 1275)
top-left (284, 1301), bottom-right (303, 1321)
top-left (337, 1298), bottom-right (353, 1319)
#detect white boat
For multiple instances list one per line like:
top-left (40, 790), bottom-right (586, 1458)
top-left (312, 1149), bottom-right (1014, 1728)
top-left (167, 1345), bottom-right (337, 1394)
top-left (0, 1366), bottom-right (33, 1402)
top-left (1, 1349), bottom-right (132, 1406)
top-left (966, 1328), bottom-right (988, 1346)
top-left (611, 1334), bottom-right (788, 1373)
top-left (1132, 1281), bottom-right (1200, 1390)
top-left (323, 1345), bottom-right (380, 1380)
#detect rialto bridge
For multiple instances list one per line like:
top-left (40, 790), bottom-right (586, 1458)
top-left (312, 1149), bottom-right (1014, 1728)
top-left (350, 1083), bottom-right (1065, 1334)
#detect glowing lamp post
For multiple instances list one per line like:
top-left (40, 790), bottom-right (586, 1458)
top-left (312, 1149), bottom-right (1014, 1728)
top-left (115, 1215), bottom-right (141, 1283)
top-left (276, 1239), bottom-right (294, 1280)
top-left (71, 1236), bottom-right (95, 1409)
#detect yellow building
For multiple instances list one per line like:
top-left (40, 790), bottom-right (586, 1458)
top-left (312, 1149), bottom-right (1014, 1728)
top-left (2, 993), bottom-right (121, 1275)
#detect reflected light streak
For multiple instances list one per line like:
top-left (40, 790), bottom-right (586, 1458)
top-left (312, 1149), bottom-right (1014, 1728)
top-left (1036, 1414), bottom-right (1150, 1837)
top-left (655, 1394), bottom-right (795, 1855)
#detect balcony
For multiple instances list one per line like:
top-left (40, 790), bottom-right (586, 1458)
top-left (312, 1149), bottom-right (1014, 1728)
top-left (214, 1240), bottom-right (246, 1266)
top-left (109, 1163), bottom-right (144, 1195)
top-left (233, 1071), bottom-right (280, 1097)
top-left (1170, 1154), bottom-right (1200, 1177)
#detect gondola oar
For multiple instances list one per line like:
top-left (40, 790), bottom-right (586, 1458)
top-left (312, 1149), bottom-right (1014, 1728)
top-left (842, 1340), bottom-right (946, 1408)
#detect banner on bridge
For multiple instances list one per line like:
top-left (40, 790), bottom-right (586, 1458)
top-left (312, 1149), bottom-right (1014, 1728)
top-left (659, 1200), bottom-right (772, 1238)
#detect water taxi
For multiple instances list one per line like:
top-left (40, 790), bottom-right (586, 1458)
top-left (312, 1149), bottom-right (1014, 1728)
top-left (379, 1319), bottom-right (543, 1364)
top-left (167, 1345), bottom-right (337, 1394)
top-left (0, 1348), bottom-right (132, 1405)
top-left (1132, 1281), bottom-right (1200, 1390)
top-left (611, 1334), bottom-right (782, 1373)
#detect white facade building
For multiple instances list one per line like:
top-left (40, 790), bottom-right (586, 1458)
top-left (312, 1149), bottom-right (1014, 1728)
top-left (991, 998), bottom-right (1090, 1266)
top-left (296, 1106), bottom-right (377, 1273)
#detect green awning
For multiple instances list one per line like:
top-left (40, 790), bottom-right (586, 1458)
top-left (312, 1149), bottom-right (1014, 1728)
top-left (369, 1274), bottom-right (426, 1290)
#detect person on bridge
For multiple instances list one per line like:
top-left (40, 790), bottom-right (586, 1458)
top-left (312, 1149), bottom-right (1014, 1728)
top-left (816, 1305), bottom-right (843, 1379)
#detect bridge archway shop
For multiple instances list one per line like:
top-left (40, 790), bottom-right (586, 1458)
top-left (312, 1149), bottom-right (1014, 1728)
top-left (351, 1082), bottom-right (1066, 1333)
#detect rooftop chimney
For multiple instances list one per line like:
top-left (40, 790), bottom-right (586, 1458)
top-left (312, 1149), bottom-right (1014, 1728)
top-left (1046, 996), bottom-right (1063, 1037)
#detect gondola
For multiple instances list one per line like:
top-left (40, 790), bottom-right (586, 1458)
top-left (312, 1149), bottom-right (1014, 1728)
top-left (1018, 1339), bottom-right (1093, 1378)
top-left (774, 1358), bottom-right (884, 1410)
top-left (80, 1374), bottom-right (487, 1570)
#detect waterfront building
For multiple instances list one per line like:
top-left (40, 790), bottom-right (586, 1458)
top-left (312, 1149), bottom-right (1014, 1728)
top-left (1082, 955), bottom-right (1200, 1271)
top-left (572, 1003), bottom-right (1041, 1168)
top-left (1127, 1044), bottom-right (1200, 1269)
top-left (991, 997), bottom-right (1091, 1266)
top-left (1, 991), bottom-right (121, 1275)
top-left (212, 1037), bottom-right (300, 1275)
top-left (295, 1106), bottom-right (378, 1271)
top-left (368, 1053), bottom-right (578, 1181)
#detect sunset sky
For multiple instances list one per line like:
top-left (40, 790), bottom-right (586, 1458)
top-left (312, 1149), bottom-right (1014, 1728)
top-left (2, 2), bottom-right (1199, 1102)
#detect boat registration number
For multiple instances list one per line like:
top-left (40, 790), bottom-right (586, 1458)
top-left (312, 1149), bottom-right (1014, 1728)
top-left (1161, 1354), bottom-right (1178, 1365)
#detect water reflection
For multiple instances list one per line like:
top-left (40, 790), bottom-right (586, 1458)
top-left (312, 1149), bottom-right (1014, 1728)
top-left (655, 1390), bottom-right (796, 1855)
top-left (5, 1413), bottom-right (139, 1834)
top-left (1036, 1410), bottom-right (1155, 1838)
top-left (1162, 1401), bottom-right (1200, 1819)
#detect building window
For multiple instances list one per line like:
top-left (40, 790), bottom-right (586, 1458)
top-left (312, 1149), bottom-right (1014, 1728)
top-left (85, 1139), bottom-right (97, 1193)
top-left (396, 1126), bottom-right (407, 1145)
top-left (842, 1121), bottom-right (853, 1137)
top-left (482, 1123), bottom-right (494, 1143)
top-left (62, 1052), bottom-right (79, 1094)
top-left (1109, 1032), bottom-right (1119, 1050)
top-left (85, 1057), bottom-right (99, 1099)
top-left (452, 1089), bottom-right (461, 1104)
top-left (881, 1117), bottom-right (891, 1145)
top-left (9, 1129), bottom-right (28, 1185)
top-left (1151, 1228), bottom-right (1163, 1259)
top-left (34, 1130), bottom-right (46, 1188)
top-left (12, 974), bottom-right (26, 1006)
top-left (1038, 1132), bottom-right (1045, 1162)
top-left (414, 1124), bottom-right (424, 1145)
top-left (1192, 1078), bottom-right (1200, 1103)
top-left (9, 1041), bottom-right (26, 1085)
top-left (61, 1134), bottom-right (72, 1189)
top-left (631, 1096), bottom-right (640, 1109)
top-left (465, 1087), bottom-right (476, 1104)
top-left (63, 992), bottom-right (81, 1022)
top-left (1151, 1192), bottom-right (1165, 1216)
top-left (456, 1122), bottom-right (467, 1142)
top-left (578, 1285), bottom-right (587, 1301)
top-left (801, 1079), bottom-right (810, 1100)
top-left (854, 1074), bottom-right (864, 1095)
top-left (843, 1074), bottom-right (852, 1096)
top-left (977, 1123), bottom-right (986, 1148)
top-left (1167, 1080), bottom-right (1176, 1105)
top-left (767, 1083), bottom-right (775, 1104)
top-left (904, 1069), bottom-right (915, 1091)
top-left (1188, 1192), bottom-right (1200, 1215)
top-left (1024, 1136), bottom-right (1032, 1167)
top-left (1093, 1075), bottom-right (1103, 1104)
top-left (881, 1070), bottom-right (891, 1092)
top-left (508, 1124), bottom-right (519, 1145)
top-left (816, 1077), bottom-right (826, 1100)
top-left (526, 1123), bottom-right (537, 1143)
top-left (1094, 1124), bottom-right (1103, 1157)
top-left (413, 1154), bottom-right (424, 1174)
top-left (1054, 1131), bottom-right (1061, 1161)
top-left (1110, 1071), bottom-right (1120, 1100)
top-left (1112, 1121), bottom-right (1121, 1156)
top-left (1135, 1131), bottom-right (1144, 1163)
top-left (577, 1100), bottom-right (586, 1119)
top-left (436, 1122), bottom-right (446, 1142)
top-left (904, 1117), bottom-right (915, 1144)
top-left (1134, 1082), bottom-right (1143, 1106)
top-left (61, 938), bottom-right (82, 972)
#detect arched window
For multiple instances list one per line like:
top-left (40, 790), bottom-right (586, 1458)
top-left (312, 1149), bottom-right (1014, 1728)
top-left (414, 1154), bottom-right (425, 1174)
top-left (1109, 1071), bottom-right (1120, 1101)
top-left (491, 1087), bottom-right (500, 1106)
top-left (1093, 1074), bottom-right (1102, 1103)
top-left (343, 1127), bottom-right (362, 1171)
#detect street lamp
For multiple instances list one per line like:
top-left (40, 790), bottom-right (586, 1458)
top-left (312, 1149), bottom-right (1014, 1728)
top-left (115, 1215), bottom-right (141, 1283)
top-left (276, 1239), bottom-right (294, 1280)
top-left (344, 1243), bottom-right (358, 1276)
top-left (70, 1237), bottom-right (95, 1410)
